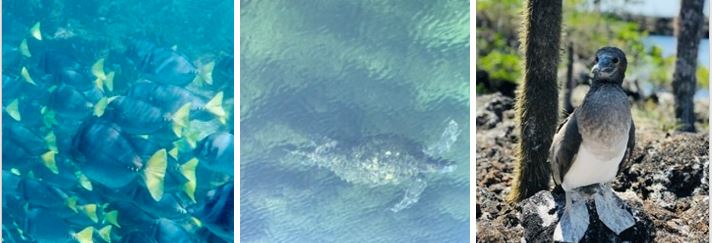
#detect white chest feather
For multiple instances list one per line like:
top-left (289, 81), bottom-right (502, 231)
top-left (561, 132), bottom-right (629, 191)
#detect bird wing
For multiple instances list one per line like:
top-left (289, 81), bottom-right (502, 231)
top-left (617, 119), bottom-right (636, 174)
top-left (549, 111), bottom-right (583, 186)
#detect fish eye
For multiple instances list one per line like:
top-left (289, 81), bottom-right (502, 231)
top-left (613, 58), bottom-right (619, 64)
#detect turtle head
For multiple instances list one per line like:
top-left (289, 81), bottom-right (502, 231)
top-left (420, 158), bottom-right (457, 173)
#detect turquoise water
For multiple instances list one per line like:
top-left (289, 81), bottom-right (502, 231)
top-left (3, 0), bottom-right (234, 242)
top-left (641, 35), bottom-right (710, 99)
top-left (240, 0), bottom-right (470, 242)
top-left (642, 35), bottom-right (709, 67)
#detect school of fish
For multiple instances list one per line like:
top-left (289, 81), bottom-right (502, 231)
top-left (2, 22), bottom-right (235, 243)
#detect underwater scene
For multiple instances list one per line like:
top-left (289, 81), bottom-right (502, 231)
top-left (3, 0), bottom-right (234, 242)
top-left (241, 0), bottom-right (469, 242)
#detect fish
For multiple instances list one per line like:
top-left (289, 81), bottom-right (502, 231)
top-left (126, 80), bottom-right (227, 122)
top-left (2, 121), bottom-right (57, 173)
top-left (39, 51), bottom-right (95, 91)
top-left (125, 40), bottom-right (201, 87)
top-left (22, 208), bottom-right (95, 243)
top-left (194, 131), bottom-right (233, 175)
top-left (120, 218), bottom-right (197, 243)
top-left (71, 118), bottom-right (167, 201)
top-left (49, 84), bottom-right (99, 120)
top-left (211, 55), bottom-right (234, 98)
top-left (16, 178), bottom-right (72, 209)
top-left (2, 74), bottom-right (48, 102)
top-left (3, 97), bottom-right (47, 127)
top-left (102, 96), bottom-right (190, 137)
top-left (2, 170), bottom-right (22, 210)
top-left (191, 181), bottom-right (233, 242)
top-left (114, 189), bottom-right (190, 220)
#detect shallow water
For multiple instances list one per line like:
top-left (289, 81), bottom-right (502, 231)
top-left (241, 0), bottom-right (470, 242)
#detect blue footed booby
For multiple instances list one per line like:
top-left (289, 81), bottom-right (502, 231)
top-left (549, 47), bottom-right (636, 242)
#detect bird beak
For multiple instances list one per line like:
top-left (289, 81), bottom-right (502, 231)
top-left (592, 56), bottom-right (615, 78)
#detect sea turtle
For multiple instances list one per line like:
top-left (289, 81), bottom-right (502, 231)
top-left (290, 120), bottom-right (461, 212)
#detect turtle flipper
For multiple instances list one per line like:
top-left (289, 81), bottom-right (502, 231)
top-left (389, 177), bottom-right (427, 212)
top-left (424, 119), bottom-right (460, 157)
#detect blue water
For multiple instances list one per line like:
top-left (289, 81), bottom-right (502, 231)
top-left (240, 0), bottom-right (470, 242)
top-left (3, 0), bottom-right (234, 242)
top-left (643, 35), bottom-right (710, 67)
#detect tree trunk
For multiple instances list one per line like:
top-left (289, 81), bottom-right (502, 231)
top-left (507, 0), bottom-right (562, 203)
top-left (672, 0), bottom-right (704, 133)
top-left (564, 42), bottom-right (575, 114)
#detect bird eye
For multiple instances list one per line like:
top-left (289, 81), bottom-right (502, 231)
top-left (595, 57), bottom-right (599, 63)
top-left (613, 58), bottom-right (619, 64)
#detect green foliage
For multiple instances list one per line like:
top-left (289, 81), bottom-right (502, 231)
top-left (645, 45), bottom-right (676, 87)
top-left (476, 83), bottom-right (488, 95)
top-left (477, 31), bottom-right (522, 82)
top-left (475, 0), bottom-right (522, 84)
top-left (633, 100), bottom-right (681, 133)
top-left (562, 0), bottom-right (647, 64)
top-left (697, 65), bottom-right (709, 88)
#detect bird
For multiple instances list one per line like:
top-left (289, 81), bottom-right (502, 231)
top-left (549, 47), bottom-right (636, 241)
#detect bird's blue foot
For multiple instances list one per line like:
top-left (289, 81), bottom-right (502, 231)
top-left (594, 185), bottom-right (635, 234)
top-left (554, 191), bottom-right (589, 242)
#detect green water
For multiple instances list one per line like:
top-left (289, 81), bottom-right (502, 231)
top-left (240, 0), bottom-right (470, 242)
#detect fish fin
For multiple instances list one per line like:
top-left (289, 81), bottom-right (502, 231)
top-left (183, 129), bottom-right (200, 149)
top-left (40, 151), bottom-right (58, 174)
top-left (181, 158), bottom-right (199, 202)
top-left (103, 210), bottom-right (120, 228)
top-left (83, 204), bottom-right (99, 223)
top-left (168, 147), bottom-right (179, 159)
top-left (172, 103), bottom-right (191, 137)
top-left (74, 226), bottom-right (93, 243)
top-left (105, 71), bottom-right (115, 92)
top-left (30, 22), bottom-right (42, 40)
top-left (10, 168), bottom-right (21, 176)
top-left (191, 217), bottom-right (203, 228)
top-left (143, 149), bottom-right (167, 201)
top-left (41, 108), bottom-right (58, 127)
top-left (6, 99), bottom-right (21, 121)
top-left (44, 131), bottom-right (58, 152)
top-left (94, 78), bottom-right (104, 92)
top-left (92, 58), bottom-right (107, 80)
top-left (20, 38), bottom-right (31, 57)
top-left (98, 225), bottom-right (111, 242)
top-left (66, 196), bottom-right (79, 213)
top-left (93, 97), bottom-right (109, 117)
top-left (205, 92), bottom-right (226, 120)
top-left (199, 60), bottom-right (215, 85)
top-left (21, 66), bottom-right (37, 85)
top-left (75, 171), bottom-right (93, 191)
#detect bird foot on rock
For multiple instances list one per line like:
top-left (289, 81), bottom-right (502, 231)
top-left (554, 194), bottom-right (589, 243)
top-left (594, 185), bottom-right (635, 234)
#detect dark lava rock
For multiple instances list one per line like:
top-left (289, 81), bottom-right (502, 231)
top-left (476, 93), bottom-right (514, 129)
top-left (520, 190), bottom-right (655, 243)
top-left (476, 92), bottom-right (709, 242)
top-left (476, 70), bottom-right (518, 97)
